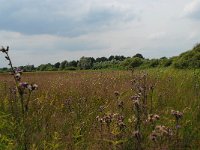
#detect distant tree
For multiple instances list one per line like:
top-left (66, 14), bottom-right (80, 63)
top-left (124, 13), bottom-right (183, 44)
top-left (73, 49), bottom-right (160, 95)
top-left (65, 61), bottom-right (69, 68)
top-left (121, 57), bottom-right (143, 68)
top-left (108, 55), bottom-right (115, 61)
top-left (37, 63), bottom-right (53, 71)
top-left (114, 55), bottom-right (126, 61)
top-left (149, 59), bottom-right (159, 67)
top-left (95, 57), bottom-right (108, 62)
top-left (133, 53), bottom-right (144, 59)
top-left (93, 60), bottom-right (121, 69)
top-left (54, 62), bottom-right (60, 69)
top-left (1, 67), bottom-right (8, 72)
top-left (23, 65), bottom-right (35, 72)
top-left (90, 57), bottom-right (95, 64)
top-left (60, 60), bottom-right (67, 70)
top-left (78, 57), bottom-right (93, 69)
top-left (159, 57), bottom-right (173, 67)
top-left (68, 60), bottom-right (78, 67)
top-left (130, 57), bottom-right (143, 68)
top-left (37, 64), bottom-right (46, 71)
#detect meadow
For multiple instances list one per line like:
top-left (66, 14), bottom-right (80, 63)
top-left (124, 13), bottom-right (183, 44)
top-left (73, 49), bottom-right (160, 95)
top-left (0, 69), bottom-right (200, 150)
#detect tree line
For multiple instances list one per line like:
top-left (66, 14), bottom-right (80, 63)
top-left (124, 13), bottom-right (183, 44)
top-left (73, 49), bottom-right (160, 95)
top-left (1, 43), bottom-right (200, 72)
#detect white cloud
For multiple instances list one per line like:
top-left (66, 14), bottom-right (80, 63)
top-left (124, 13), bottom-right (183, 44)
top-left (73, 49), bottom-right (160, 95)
top-left (183, 0), bottom-right (200, 19)
top-left (148, 32), bottom-right (167, 40)
top-left (0, 0), bottom-right (200, 67)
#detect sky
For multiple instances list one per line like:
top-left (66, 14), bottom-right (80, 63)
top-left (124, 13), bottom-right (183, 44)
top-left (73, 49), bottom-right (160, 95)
top-left (0, 0), bottom-right (200, 67)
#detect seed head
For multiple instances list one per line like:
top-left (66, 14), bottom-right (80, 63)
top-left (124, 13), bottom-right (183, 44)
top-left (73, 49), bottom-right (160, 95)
top-left (114, 91), bottom-right (120, 97)
top-left (171, 110), bottom-right (183, 120)
top-left (133, 130), bottom-right (141, 140)
top-left (147, 114), bottom-right (160, 123)
top-left (0, 46), bottom-right (9, 53)
top-left (15, 73), bottom-right (21, 81)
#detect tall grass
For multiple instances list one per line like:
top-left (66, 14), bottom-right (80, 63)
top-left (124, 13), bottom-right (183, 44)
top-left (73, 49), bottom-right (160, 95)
top-left (0, 69), bottom-right (200, 149)
top-left (0, 47), bottom-right (200, 149)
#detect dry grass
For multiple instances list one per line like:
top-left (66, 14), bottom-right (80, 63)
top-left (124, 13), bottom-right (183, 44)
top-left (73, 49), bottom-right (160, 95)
top-left (0, 69), bottom-right (200, 149)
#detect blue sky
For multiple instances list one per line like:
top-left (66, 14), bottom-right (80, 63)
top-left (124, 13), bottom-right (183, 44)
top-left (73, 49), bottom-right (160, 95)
top-left (0, 0), bottom-right (200, 67)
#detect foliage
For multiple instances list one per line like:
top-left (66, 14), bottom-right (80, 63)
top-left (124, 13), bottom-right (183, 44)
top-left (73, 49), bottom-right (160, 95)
top-left (93, 59), bottom-right (121, 69)
top-left (78, 57), bottom-right (94, 70)
top-left (173, 43), bottom-right (200, 69)
top-left (121, 57), bottom-right (143, 69)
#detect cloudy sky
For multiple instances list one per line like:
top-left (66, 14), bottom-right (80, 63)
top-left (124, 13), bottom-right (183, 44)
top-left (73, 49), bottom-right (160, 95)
top-left (0, 0), bottom-right (200, 67)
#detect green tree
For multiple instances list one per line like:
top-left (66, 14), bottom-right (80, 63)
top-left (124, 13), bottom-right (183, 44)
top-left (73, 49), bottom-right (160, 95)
top-left (68, 60), bottom-right (78, 67)
top-left (133, 53), bottom-right (144, 59)
top-left (78, 57), bottom-right (93, 70)
top-left (60, 60), bottom-right (67, 70)
top-left (130, 57), bottom-right (143, 68)
top-left (54, 62), bottom-right (60, 69)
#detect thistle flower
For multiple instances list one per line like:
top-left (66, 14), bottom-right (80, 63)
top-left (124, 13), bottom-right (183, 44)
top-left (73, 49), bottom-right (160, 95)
top-left (118, 100), bottom-right (124, 109)
top-left (98, 106), bottom-right (104, 112)
top-left (27, 84), bottom-right (38, 91)
top-left (133, 130), bottom-right (141, 140)
top-left (147, 114), bottom-right (160, 123)
top-left (155, 125), bottom-right (173, 136)
top-left (0, 46), bottom-right (9, 53)
top-left (171, 110), bottom-right (183, 120)
top-left (117, 121), bottom-right (126, 130)
top-left (96, 116), bottom-right (104, 123)
top-left (117, 115), bottom-right (125, 122)
top-left (103, 115), bottom-right (112, 125)
top-left (15, 73), bottom-right (21, 81)
top-left (15, 68), bottom-right (23, 74)
top-left (149, 125), bottom-right (173, 142)
top-left (149, 131), bottom-right (158, 141)
top-left (114, 91), bottom-right (120, 97)
top-left (132, 95), bottom-right (140, 106)
top-left (19, 82), bottom-right (29, 88)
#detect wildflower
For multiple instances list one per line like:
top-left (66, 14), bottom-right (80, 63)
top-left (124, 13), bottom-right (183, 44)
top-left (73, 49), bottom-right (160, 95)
top-left (131, 93), bottom-right (141, 101)
top-left (117, 115), bottom-right (125, 122)
top-left (118, 101), bottom-right (124, 109)
top-left (15, 73), bottom-right (21, 81)
top-left (114, 91), bottom-right (120, 97)
top-left (27, 84), bottom-right (38, 91)
top-left (155, 125), bottom-right (172, 136)
top-left (32, 84), bottom-right (38, 90)
top-left (133, 130), bottom-right (141, 140)
top-left (19, 82), bottom-right (28, 88)
top-left (117, 121), bottom-right (126, 130)
top-left (149, 131), bottom-right (158, 141)
top-left (96, 116), bottom-right (104, 124)
top-left (171, 110), bottom-right (183, 120)
top-left (131, 94), bottom-right (141, 106)
top-left (15, 68), bottom-right (23, 74)
top-left (98, 106), bottom-right (104, 112)
top-left (147, 114), bottom-right (160, 123)
top-left (104, 115), bottom-right (112, 125)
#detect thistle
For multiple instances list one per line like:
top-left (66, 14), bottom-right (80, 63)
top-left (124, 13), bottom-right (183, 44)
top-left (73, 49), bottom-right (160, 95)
top-left (0, 46), bottom-right (38, 150)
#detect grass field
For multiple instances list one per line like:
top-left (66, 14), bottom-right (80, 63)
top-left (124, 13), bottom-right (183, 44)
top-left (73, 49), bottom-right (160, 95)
top-left (0, 69), bottom-right (200, 149)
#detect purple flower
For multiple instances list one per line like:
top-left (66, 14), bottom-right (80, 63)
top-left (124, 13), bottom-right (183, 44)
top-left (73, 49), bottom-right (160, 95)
top-left (19, 82), bottom-right (28, 88)
top-left (15, 68), bottom-right (23, 74)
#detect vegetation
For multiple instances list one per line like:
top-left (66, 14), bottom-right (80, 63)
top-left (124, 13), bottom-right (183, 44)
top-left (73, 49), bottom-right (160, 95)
top-left (0, 46), bottom-right (200, 149)
top-left (1, 44), bottom-right (200, 72)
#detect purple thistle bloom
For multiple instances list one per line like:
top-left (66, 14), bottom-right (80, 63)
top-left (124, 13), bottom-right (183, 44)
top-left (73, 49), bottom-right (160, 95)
top-left (15, 68), bottom-right (23, 74)
top-left (19, 82), bottom-right (28, 88)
